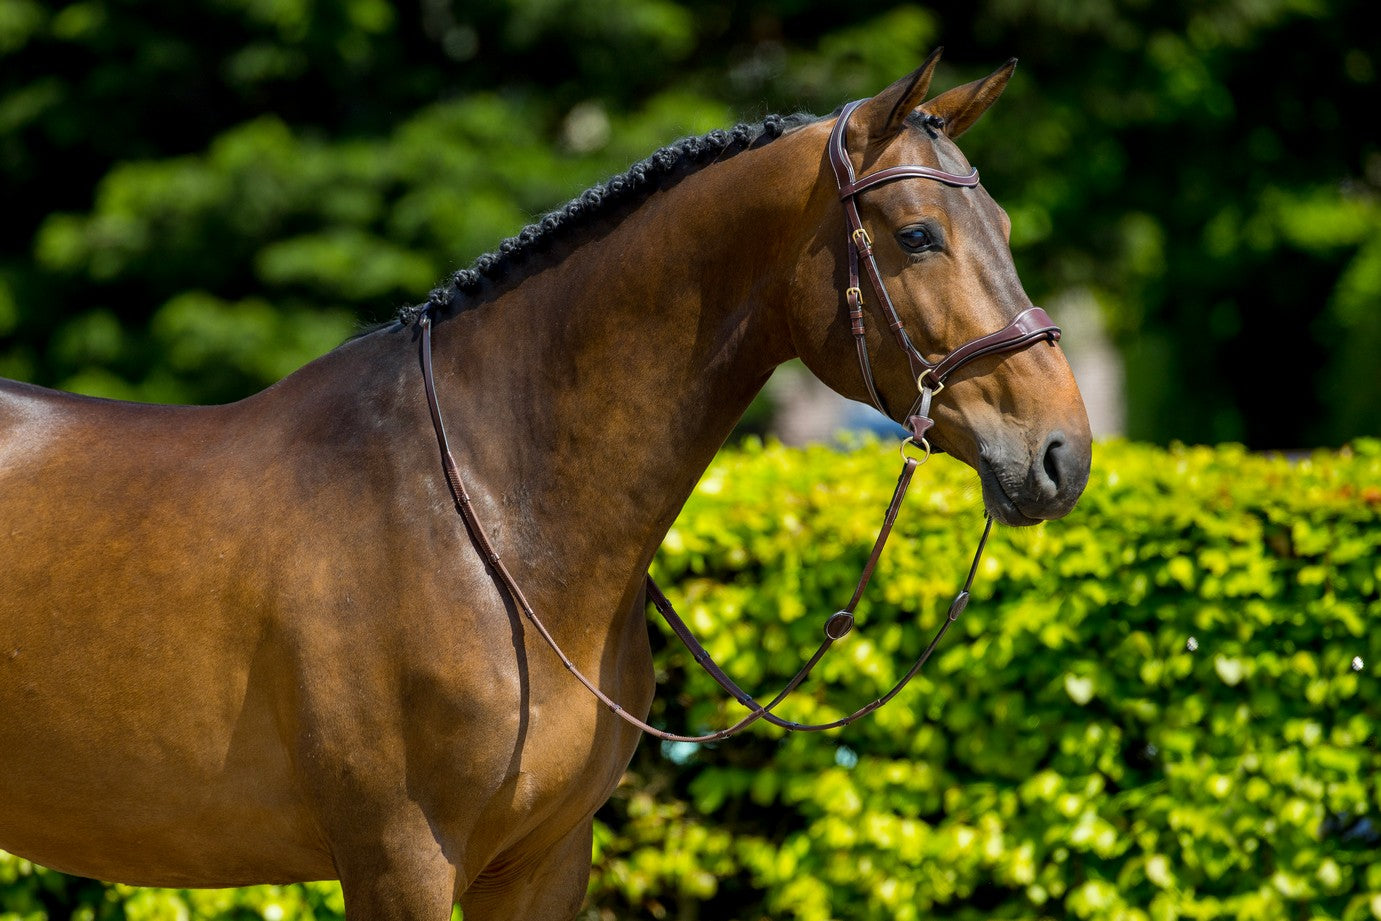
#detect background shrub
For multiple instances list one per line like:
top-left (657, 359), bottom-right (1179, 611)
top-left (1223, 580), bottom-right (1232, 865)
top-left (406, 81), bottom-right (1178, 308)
top-left (593, 438), bottom-right (1381, 920)
top-left (4, 438), bottom-right (1379, 919)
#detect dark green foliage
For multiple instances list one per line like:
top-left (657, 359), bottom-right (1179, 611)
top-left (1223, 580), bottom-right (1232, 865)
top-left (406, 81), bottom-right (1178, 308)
top-left (1, 0), bottom-right (1377, 443)
top-left (5, 439), bottom-right (1378, 919)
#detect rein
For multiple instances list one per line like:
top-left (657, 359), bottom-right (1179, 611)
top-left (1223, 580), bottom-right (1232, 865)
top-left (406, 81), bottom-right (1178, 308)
top-left (416, 100), bottom-right (1061, 743)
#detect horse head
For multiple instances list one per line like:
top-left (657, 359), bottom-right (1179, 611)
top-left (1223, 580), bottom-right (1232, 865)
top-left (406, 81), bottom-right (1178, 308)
top-left (787, 50), bottom-right (1092, 525)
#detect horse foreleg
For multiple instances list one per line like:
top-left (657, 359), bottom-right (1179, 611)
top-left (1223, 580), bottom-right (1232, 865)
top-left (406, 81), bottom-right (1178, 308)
top-left (459, 820), bottom-right (594, 921)
top-left (337, 834), bottom-right (457, 921)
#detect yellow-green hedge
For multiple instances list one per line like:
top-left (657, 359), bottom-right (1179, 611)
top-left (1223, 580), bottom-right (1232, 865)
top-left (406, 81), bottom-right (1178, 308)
top-left (597, 438), bottom-right (1381, 920)
top-left (4, 440), bottom-right (1379, 920)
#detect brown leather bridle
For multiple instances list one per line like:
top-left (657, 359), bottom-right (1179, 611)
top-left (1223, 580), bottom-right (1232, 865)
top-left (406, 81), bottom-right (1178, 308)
top-left (828, 98), bottom-right (1062, 448)
top-left (416, 101), bottom-right (1062, 743)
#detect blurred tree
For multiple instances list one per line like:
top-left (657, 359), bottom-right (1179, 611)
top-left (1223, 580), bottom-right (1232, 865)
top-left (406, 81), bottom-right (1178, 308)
top-left (962, 0), bottom-right (1380, 447)
top-left (0, 0), bottom-right (1376, 431)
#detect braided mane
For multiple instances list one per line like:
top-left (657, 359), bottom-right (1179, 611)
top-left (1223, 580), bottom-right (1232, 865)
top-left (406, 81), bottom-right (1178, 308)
top-left (398, 111), bottom-right (820, 325)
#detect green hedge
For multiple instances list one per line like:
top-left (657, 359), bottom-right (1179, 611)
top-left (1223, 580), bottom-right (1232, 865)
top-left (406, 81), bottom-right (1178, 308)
top-left (4, 440), bottom-right (1380, 920)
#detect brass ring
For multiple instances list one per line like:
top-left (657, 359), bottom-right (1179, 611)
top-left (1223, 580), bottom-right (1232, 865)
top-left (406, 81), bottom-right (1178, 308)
top-left (900, 436), bottom-right (932, 464)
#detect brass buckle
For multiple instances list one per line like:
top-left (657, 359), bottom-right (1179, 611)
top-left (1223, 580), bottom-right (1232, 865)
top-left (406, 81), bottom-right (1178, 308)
top-left (917, 371), bottom-right (944, 396)
top-left (851, 228), bottom-right (872, 250)
top-left (845, 286), bottom-right (863, 306)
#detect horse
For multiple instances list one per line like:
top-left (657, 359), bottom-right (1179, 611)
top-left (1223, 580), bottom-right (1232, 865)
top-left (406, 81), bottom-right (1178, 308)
top-left (0, 50), bottom-right (1090, 920)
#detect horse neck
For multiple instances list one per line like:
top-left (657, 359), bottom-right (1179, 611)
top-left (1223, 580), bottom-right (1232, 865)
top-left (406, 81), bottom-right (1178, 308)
top-left (425, 126), bottom-right (826, 618)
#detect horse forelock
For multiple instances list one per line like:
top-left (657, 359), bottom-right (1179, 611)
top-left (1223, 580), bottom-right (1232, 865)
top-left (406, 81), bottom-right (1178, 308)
top-left (395, 111), bottom-right (821, 327)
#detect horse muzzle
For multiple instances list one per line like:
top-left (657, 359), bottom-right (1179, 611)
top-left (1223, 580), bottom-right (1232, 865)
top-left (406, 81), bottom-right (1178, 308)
top-left (978, 428), bottom-right (1090, 526)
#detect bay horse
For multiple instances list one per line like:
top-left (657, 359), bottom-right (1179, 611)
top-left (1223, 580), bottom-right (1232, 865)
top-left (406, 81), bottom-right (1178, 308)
top-left (0, 51), bottom-right (1090, 920)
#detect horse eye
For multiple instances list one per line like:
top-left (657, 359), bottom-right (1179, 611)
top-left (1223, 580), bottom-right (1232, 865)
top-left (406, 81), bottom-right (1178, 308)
top-left (897, 225), bottom-right (940, 253)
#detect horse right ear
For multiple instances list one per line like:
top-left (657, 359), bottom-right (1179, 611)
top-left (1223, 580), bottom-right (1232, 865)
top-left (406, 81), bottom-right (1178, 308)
top-left (851, 47), bottom-right (945, 147)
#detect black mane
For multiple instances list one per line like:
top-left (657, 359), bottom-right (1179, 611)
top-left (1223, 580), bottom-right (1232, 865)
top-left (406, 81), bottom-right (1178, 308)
top-left (397, 111), bottom-right (820, 326)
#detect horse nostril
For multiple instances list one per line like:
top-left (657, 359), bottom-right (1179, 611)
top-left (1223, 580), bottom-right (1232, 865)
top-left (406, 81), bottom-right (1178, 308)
top-left (1041, 432), bottom-right (1066, 492)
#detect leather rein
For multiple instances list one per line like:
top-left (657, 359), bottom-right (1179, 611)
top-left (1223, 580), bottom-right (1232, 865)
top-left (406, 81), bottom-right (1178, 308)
top-left (416, 100), bottom-right (1061, 743)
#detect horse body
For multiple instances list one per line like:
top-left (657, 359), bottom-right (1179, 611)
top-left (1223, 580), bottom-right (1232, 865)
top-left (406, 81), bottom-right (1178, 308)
top-left (0, 379), bottom-right (321, 885)
top-left (1, 52), bottom-right (1091, 919)
top-left (0, 113), bottom-right (799, 914)
top-left (0, 334), bottom-right (645, 904)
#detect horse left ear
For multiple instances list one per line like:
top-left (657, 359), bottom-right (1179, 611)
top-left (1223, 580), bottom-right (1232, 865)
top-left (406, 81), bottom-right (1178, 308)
top-left (854, 47), bottom-right (945, 146)
top-left (922, 58), bottom-right (1018, 139)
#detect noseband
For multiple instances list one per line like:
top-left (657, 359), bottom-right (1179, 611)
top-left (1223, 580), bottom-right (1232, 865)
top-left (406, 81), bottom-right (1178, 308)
top-left (417, 101), bottom-right (1064, 743)
top-left (828, 98), bottom-right (1060, 448)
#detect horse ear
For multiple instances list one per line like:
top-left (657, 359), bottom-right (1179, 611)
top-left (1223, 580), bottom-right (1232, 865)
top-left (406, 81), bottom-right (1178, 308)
top-left (922, 58), bottom-right (1018, 139)
top-left (854, 47), bottom-right (945, 145)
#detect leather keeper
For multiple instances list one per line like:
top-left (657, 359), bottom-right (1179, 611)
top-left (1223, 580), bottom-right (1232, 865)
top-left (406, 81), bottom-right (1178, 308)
top-left (907, 415), bottom-right (935, 441)
top-left (824, 611), bottom-right (855, 640)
